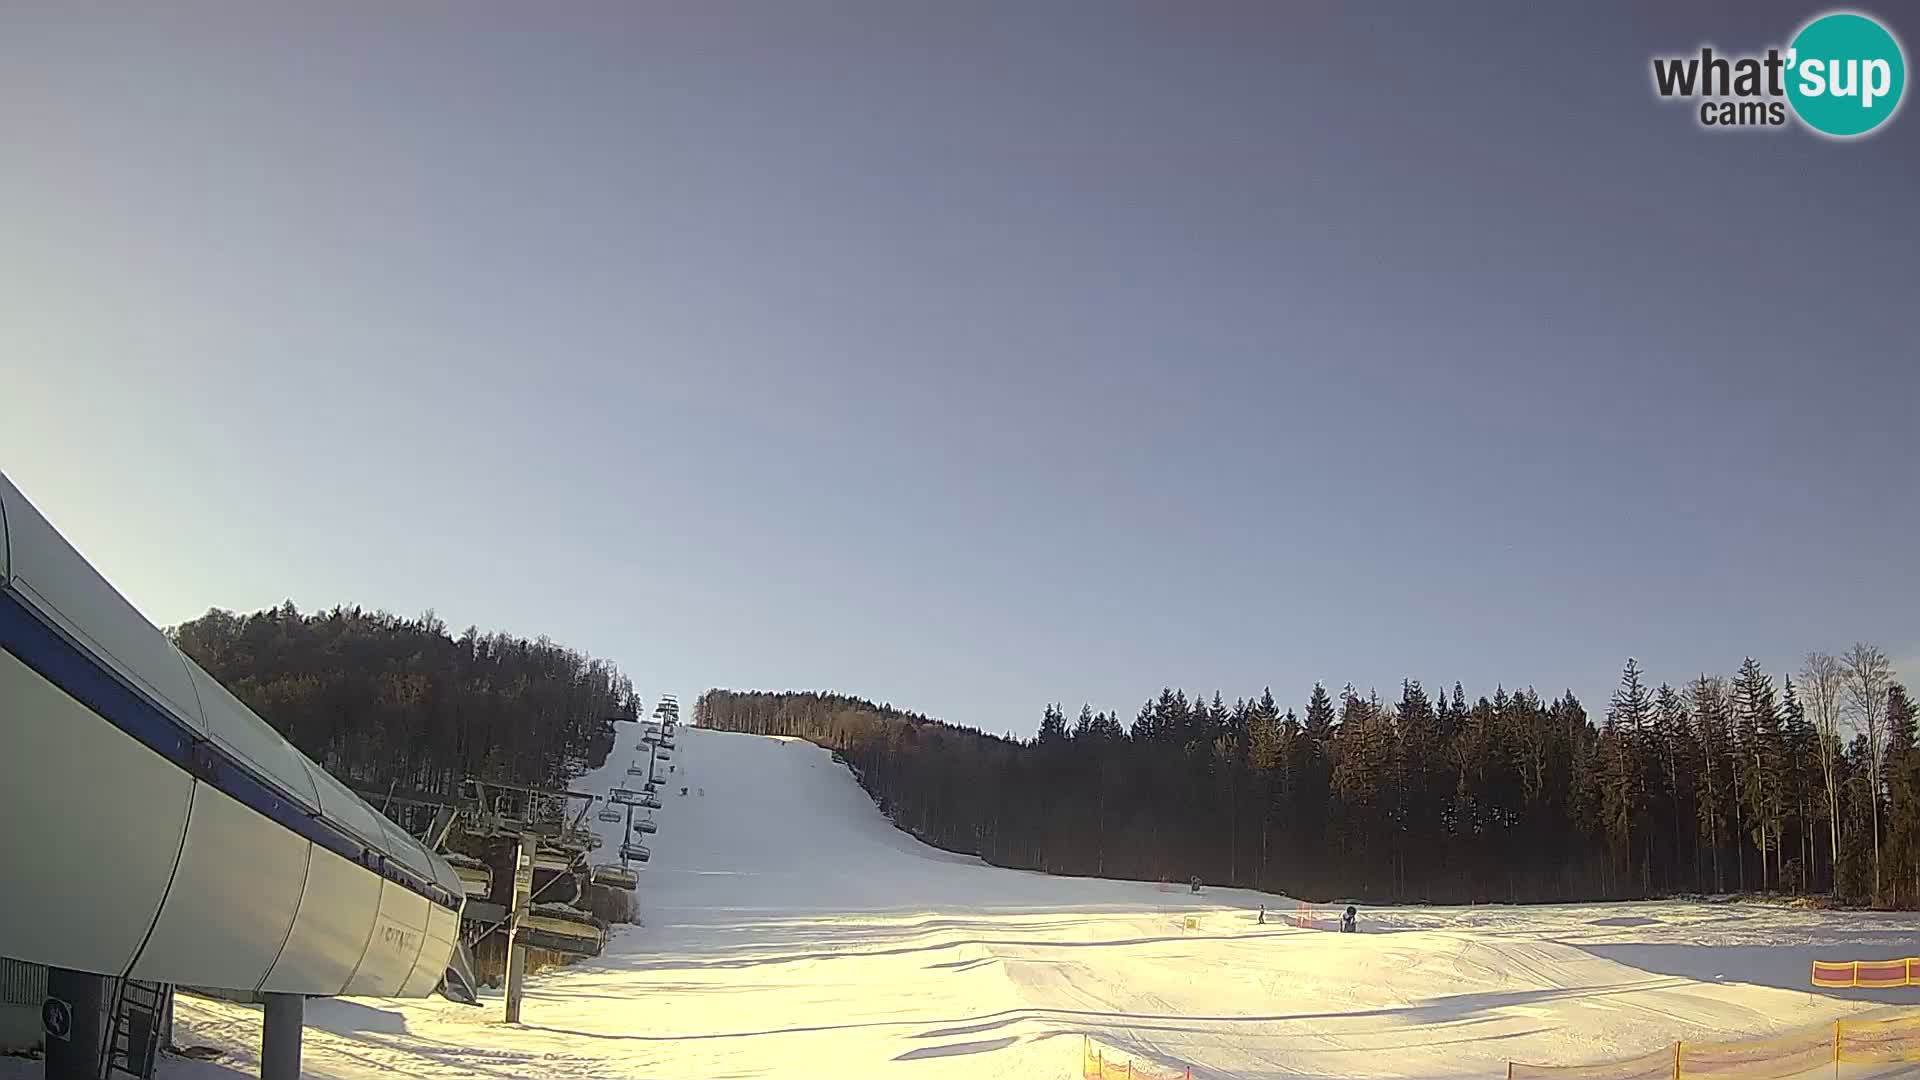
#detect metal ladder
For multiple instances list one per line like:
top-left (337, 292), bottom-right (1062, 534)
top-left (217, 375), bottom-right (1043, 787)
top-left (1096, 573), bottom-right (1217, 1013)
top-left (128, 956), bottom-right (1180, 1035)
top-left (105, 978), bottom-right (171, 1079)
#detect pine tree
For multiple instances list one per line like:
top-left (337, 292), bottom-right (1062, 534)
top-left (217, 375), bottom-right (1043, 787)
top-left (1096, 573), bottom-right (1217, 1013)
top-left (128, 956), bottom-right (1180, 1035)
top-left (1732, 658), bottom-right (1784, 891)
top-left (1781, 676), bottom-right (1816, 891)
top-left (1886, 684), bottom-right (1918, 905)
top-left (1305, 683), bottom-right (1336, 741)
top-left (1039, 703), bottom-right (1069, 743)
top-left (1247, 689), bottom-right (1283, 889)
top-left (1396, 680), bottom-right (1440, 899)
top-left (1691, 676), bottom-right (1732, 892)
top-left (1605, 659), bottom-right (1654, 890)
top-left (1653, 683), bottom-right (1696, 893)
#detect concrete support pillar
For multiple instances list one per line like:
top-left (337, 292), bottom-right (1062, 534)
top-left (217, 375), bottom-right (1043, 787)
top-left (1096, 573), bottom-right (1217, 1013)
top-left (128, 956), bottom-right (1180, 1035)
top-left (261, 993), bottom-right (303, 1080)
top-left (42, 967), bottom-right (111, 1080)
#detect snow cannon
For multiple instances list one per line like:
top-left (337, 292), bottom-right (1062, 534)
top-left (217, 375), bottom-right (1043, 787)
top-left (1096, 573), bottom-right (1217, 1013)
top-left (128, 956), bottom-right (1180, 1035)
top-left (0, 470), bottom-right (467, 999)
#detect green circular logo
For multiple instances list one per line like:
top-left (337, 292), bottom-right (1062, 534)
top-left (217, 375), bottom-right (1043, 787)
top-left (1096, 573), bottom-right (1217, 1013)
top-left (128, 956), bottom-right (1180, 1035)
top-left (1786, 12), bottom-right (1906, 137)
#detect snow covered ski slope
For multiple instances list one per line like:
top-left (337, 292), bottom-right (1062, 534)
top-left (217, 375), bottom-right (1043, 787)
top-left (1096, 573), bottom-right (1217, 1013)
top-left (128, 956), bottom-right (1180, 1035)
top-left (79, 726), bottom-right (1920, 1079)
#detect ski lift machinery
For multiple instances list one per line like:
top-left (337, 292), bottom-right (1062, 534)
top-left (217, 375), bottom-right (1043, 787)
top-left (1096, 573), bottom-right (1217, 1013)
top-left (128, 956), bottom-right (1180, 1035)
top-left (0, 469), bottom-right (480, 1080)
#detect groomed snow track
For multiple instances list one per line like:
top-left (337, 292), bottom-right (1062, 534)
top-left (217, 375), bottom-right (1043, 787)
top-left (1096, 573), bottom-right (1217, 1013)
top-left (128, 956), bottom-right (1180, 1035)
top-left (78, 724), bottom-right (1920, 1080)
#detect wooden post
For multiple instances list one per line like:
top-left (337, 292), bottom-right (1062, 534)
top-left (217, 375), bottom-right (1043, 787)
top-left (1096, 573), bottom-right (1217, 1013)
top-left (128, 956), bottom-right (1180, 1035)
top-left (504, 833), bottom-right (534, 1024)
top-left (1834, 1019), bottom-right (1842, 1080)
top-left (1672, 1040), bottom-right (1681, 1080)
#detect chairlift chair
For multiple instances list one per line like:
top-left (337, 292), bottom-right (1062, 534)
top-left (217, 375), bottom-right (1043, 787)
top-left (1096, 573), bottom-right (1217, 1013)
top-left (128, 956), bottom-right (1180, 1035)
top-left (590, 864), bottom-right (639, 891)
top-left (532, 852), bottom-right (578, 875)
top-left (634, 818), bottom-right (657, 834)
top-left (445, 854), bottom-right (493, 899)
top-left (626, 762), bottom-right (645, 775)
top-left (596, 805), bottom-right (622, 823)
top-left (619, 842), bottom-right (651, 863)
top-left (521, 904), bottom-right (608, 957)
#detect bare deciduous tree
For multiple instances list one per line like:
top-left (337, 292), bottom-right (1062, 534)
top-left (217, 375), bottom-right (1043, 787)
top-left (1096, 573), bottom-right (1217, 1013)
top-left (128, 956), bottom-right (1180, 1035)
top-left (1801, 652), bottom-right (1846, 892)
top-left (1843, 642), bottom-right (1893, 900)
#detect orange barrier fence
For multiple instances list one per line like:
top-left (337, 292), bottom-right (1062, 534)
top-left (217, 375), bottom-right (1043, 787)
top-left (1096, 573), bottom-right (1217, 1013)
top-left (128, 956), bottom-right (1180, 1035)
top-left (1812, 958), bottom-right (1920, 988)
top-left (1510, 1045), bottom-right (1675, 1080)
top-left (1508, 1013), bottom-right (1920, 1080)
top-left (1083, 1036), bottom-right (1194, 1080)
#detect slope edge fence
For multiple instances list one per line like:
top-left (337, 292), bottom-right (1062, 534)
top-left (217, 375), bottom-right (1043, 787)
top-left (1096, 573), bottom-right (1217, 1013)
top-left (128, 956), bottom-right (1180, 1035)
top-left (1507, 1011), bottom-right (1920, 1080)
top-left (1081, 1010), bottom-right (1920, 1080)
top-left (1812, 959), bottom-right (1920, 990)
top-left (1083, 1036), bottom-right (1194, 1080)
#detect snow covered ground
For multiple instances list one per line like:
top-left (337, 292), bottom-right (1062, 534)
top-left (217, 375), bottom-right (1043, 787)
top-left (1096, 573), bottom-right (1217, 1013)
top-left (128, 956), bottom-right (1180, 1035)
top-left (13, 726), bottom-right (1919, 1080)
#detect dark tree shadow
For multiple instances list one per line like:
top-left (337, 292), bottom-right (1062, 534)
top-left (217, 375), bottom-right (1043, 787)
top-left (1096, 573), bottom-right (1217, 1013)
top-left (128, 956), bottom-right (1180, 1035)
top-left (1578, 941), bottom-right (1920, 1003)
top-left (892, 1036), bottom-right (1017, 1060)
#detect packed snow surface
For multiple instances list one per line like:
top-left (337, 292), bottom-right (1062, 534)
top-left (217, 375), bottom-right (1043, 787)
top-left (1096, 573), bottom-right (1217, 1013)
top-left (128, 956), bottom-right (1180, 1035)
top-left (25, 727), bottom-right (1920, 1079)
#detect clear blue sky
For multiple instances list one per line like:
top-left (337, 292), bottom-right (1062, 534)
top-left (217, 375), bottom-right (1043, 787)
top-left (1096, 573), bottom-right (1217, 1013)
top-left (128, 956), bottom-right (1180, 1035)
top-left (2, 3), bottom-right (1914, 736)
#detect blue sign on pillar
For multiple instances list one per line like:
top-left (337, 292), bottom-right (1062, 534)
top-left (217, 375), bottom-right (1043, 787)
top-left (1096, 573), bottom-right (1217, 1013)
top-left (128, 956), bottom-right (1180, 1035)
top-left (42, 996), bottom-right (73, 1042)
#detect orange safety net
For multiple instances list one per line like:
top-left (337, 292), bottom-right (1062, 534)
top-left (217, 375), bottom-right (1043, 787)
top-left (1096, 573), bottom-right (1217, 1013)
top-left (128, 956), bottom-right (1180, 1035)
top-left (1838, 1013), bottom-right (1920, 1064)
top-left (1508, 1045), bottom-right (1675, 1080)
top-left (1509, 1011), bottom-right (1920, 1080)
top-left (1083, 1036), bottom-right (1193, 1080)
top-left (1809, 957), bottom-right (1920, 988)
top-left (1678, 1026), bottom-right (1833, 1080)
top-left (1812, 961), bottom-right (1857, 988)
top-left (1856, 959), bottom-right (1910, 989)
